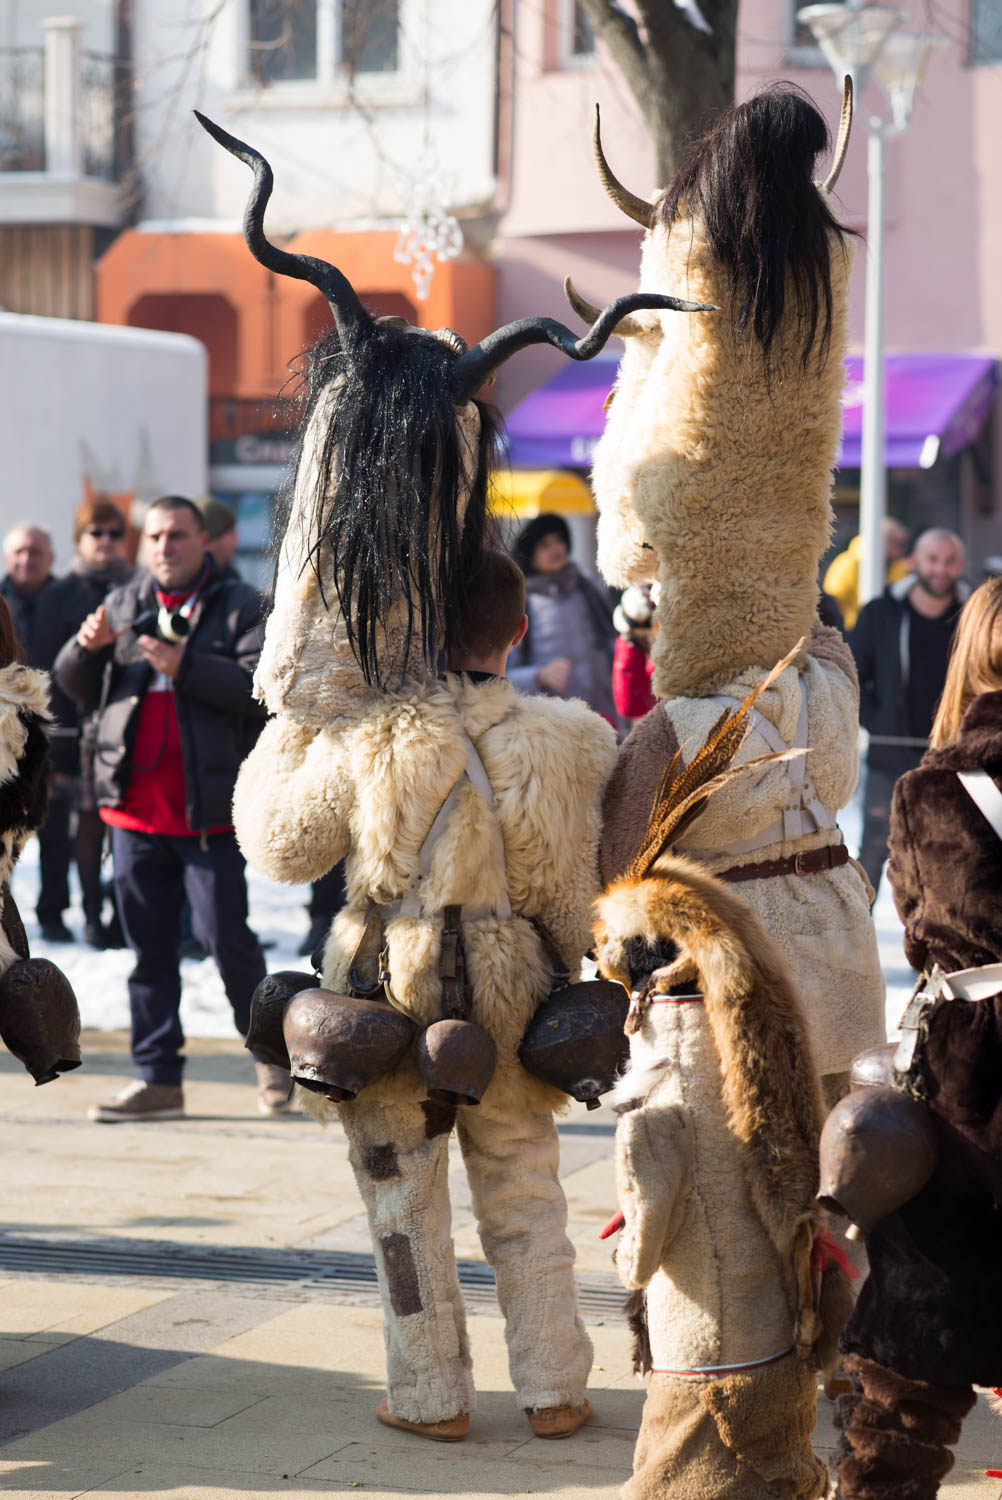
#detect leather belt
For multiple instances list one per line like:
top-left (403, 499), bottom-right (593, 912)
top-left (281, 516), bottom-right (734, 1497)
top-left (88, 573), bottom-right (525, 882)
top-left (719, 842), bottom-right (849, 884)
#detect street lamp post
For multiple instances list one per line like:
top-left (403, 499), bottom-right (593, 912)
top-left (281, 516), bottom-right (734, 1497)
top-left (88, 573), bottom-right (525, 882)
top-left (796, 3), bottom-right (948, 606)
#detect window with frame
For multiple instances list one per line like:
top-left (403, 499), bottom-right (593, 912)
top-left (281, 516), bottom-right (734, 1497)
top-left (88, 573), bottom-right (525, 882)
top-left (247, 0), bottom-right (399, 84)
top-left (971, 0), bottom-right (1002, 63)
top-left (571, 0), bottom-right (596, 58)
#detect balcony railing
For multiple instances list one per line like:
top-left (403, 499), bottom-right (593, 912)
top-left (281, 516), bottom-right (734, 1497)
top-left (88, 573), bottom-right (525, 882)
top-left (0, 48), bottom-right (45, 172)
top-left (79, 52), bottom-right (117, 180)
top-left (0, 26), bottom-right (118, 180)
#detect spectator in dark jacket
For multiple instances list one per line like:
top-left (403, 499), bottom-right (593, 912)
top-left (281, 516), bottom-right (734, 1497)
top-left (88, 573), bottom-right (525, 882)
top-left (834, 577), bottom-right (1002, 1500)
top-left (848, 528), bottom-right (967, 896)
top-left (1, 522), bottom-right (92, 941)
top-left (54, 495), bottom-right (285, 1121)
top-left (66, 498), bottom-right (134, 948)
top-left (508, 513), bottom-right (617, 723)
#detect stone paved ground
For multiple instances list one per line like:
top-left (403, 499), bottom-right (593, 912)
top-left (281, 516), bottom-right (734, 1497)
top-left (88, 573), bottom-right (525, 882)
top-left (1, 1033), bottom-right (1000, 1498)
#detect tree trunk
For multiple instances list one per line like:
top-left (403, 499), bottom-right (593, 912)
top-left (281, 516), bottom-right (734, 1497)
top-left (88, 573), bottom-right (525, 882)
top-left (581, 0), bottom-right (738, 186)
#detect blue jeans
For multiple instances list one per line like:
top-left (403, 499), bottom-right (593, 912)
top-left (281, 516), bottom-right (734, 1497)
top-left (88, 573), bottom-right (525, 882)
top-left (111, 827), bottom-right (266, 1085)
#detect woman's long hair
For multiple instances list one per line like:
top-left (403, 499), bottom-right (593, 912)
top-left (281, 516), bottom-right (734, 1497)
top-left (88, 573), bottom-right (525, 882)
top-left (659, 85), bottom-right (854, 369)
top-left (930, 578), bottom-right (1002, 747)
top-left (0, 597), bottom-right (20, 668)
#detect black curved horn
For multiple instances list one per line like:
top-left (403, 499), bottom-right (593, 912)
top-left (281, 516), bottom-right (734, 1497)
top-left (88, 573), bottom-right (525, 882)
top-left (448, 293), bottom-right (716, 403)
top-left (194, 111), bottom-right (372, 352)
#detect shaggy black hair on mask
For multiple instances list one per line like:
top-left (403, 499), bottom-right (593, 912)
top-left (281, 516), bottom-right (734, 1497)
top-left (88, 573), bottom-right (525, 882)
top-left (276, 319), bottom-right (497, 689)
top-left (659, 85), bottom-right (855, 369)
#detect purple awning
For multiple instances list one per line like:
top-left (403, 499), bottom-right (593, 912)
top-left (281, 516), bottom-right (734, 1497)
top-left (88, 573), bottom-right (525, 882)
top-left (502, 351), bottom-right (998, 472)
top-left (839, 354), bottom-right (998, 468)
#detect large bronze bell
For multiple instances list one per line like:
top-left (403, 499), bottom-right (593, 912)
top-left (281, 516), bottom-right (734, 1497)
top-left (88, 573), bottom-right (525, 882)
top-left (282, 987), bottom-right (416, 1101)
top-left (0, 957), bottom-right (82, 1085)
top-left (416, 1018), bottom-right (496, 1107)
top-left (245, 970), bottom-right (317, 1069)
top-left (817, 1084), bottom-right (940, 1231)
top-left (519, 979), bottom-right (629, 1108)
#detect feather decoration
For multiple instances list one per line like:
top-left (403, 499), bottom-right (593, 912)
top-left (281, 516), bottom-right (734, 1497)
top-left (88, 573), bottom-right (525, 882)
top-left (629, 638), bottom-right (807, 880)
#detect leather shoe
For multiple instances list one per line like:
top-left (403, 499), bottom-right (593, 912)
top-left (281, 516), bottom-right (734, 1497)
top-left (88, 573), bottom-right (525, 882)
top-left (376, 1396), bottom-right (469, 1442)
top-left (527, 1398), bottom-right (593, 1438)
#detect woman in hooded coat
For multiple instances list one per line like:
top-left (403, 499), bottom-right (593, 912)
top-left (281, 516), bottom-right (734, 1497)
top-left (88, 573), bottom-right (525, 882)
top-left (508, 513), bottom-right (618, 723)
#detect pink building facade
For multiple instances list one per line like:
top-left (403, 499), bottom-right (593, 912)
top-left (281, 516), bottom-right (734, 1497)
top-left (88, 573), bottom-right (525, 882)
top-left (492, 0), bottom-right (1002, 571)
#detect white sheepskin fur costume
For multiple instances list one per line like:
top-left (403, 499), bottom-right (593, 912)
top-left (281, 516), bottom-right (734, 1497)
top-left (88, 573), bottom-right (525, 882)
top-left (592, 210), bottom-right (853, 701)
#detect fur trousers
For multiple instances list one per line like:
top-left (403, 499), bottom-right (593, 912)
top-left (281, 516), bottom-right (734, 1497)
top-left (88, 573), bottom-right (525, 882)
top-left (833, 1354), bottom-right (976, 1500)
top-left (623, 1358), bottom-right (828, 1500)
top-left (339, 1087), bottom-right (593, 1424)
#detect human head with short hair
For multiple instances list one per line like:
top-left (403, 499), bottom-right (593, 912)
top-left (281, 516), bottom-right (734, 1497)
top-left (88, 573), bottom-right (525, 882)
top-left (3, 523), bottom-right (53, 597)
top-left (196, 496), bottom-right (240, 569)
top-left (143, 496), bottom-right (208, 593)
top-left (882, 516), bottom-right (910, 561)
top-left (930, 577), bottom-right (1002, 747)
top-left (448, 551), bottom-right (527, 674)
top-left (74, 497), bottom-right (128, 570)
top-left (912, 528), bottom-right (966, 602)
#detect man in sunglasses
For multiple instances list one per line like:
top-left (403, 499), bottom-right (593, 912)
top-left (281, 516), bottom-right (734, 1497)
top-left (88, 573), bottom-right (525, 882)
top-left (66, 499), bottom-right (135, 947)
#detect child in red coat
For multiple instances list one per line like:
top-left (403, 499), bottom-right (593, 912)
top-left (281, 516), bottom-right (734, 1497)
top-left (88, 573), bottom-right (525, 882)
top-left (612, 586), bottom-right (657, 725)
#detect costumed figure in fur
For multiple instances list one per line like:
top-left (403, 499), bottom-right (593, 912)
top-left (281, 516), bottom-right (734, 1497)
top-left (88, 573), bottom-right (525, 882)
top-left (195, 113), bottom-right (711, 1440)
top-left (573, 82), bottom-right (885, 1112)
top-left (819, 579), bottom-right (1002, 1500)
top-left (594, 664), bottom-right (855, 1499)
top-left (0, 597), bottom-right (81, 1087)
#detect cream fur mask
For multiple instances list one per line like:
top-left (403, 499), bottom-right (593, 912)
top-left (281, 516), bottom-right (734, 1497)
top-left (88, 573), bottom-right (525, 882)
top-left (195, 114), bottom-right (712, 722)
top-left (575, 83), bottom-right (855, 699)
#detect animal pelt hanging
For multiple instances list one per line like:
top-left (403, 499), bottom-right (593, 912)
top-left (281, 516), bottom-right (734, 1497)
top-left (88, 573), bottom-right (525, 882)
top-left (195, 114), bottom-right (711, 722)
top-left (574, 81), bottom-right (856, 699)
top-left (593, 669), bottom-right (854, 1377)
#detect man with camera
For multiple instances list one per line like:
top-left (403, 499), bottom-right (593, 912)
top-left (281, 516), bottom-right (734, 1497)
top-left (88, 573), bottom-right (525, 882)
top-left (54, 495), bottom-right (284, 1121)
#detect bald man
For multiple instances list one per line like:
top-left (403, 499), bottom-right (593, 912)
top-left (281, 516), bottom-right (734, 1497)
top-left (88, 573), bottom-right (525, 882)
top-left (850, 528), bottom-right (969, 896)
top-left (1, 524), bottom-right (92, 940)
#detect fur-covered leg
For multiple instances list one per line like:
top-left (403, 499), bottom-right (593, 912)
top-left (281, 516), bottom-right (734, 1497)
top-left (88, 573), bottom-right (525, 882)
top-left (833, 1355), bottom-right (976, 1500)
top-left (457, 1093), bottom-right (593, 1412)
top-left (340, 1095), bottom-right (475, 1425)
top-left (624, 1359), bottom-right (827, 1500)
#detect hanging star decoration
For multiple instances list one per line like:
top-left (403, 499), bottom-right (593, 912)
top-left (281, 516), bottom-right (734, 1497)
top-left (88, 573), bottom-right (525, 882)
top-left (393, 156), bottom-right (463, 302)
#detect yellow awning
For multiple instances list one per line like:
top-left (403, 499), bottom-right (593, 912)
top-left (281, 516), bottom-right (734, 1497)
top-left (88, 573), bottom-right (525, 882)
top-left (489, 468), bottom-right (595, 517)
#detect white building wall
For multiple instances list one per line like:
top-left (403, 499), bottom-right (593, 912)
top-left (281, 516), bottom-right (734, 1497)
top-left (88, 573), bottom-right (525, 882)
top-left (128, 0), bottom-right (499, 230)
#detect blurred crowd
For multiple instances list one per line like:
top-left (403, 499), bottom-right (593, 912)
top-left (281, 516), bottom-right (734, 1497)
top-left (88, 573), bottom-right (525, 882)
top-left (1, 496), bottom-right (993, 1122)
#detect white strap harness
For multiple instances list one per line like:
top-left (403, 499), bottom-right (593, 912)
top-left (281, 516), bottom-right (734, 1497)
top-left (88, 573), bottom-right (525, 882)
top-left (391, 731), bottom-right (512, 922)
top-left (686, 678), bottom-right (836, 857)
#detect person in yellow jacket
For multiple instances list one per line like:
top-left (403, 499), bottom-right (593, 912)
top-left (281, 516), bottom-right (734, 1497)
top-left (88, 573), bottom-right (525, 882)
top-left (823, 520), bottom-right (912, 630)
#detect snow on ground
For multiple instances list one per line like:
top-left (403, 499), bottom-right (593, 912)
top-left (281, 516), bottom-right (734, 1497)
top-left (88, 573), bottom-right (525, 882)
top-left (10, 837), bottom-right (312, 1040)
top-left (9, 783), bottom-right (915, 1043)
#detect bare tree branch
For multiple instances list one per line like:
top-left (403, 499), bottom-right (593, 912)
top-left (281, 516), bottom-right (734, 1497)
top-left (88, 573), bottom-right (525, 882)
top-left (579, 0), bottom-right (737, 183)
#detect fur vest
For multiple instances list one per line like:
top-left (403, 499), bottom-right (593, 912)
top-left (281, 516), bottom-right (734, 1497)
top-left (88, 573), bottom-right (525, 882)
top-left (887, 689), bottom-right (1002, 974)
top-left (233, 671), bottom-right (617, 1112)
top-left (0, 664), bottom-right (52, 974)
top-left (602, 625), bottom-right (884, 1077)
